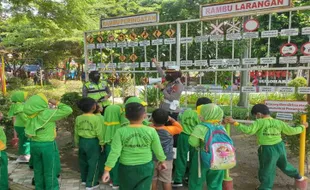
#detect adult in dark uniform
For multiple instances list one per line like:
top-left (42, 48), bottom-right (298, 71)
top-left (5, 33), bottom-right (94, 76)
top-left (82, 71), bottom-right (111, 107)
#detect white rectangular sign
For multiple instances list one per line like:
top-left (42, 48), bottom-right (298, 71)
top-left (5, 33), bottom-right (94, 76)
top-left (243, 32), bottom-right (259, 39)
top-left (259, 86), bottom-right (275, 92)
top-left (180, 60), bottom-right (193, 67)
top-left (165, 61), bottom-right (177, 67)
top-left (87, 44), bottom-right (96, 49)
top-left (226, 59), bottom-right (240, 65)
top-left (298, 87), bottom-right (310, 94)
top-left (261, 30), bottom-right (278, 38)
top-left (152, 39), bottom-right (163, 46)
top-left (260, 57), bottom-right (277, 64)
top-left (129, 62), bottom-right (139, 68)
top-left (107, 63), bottom-right (116, 69)
top-left (106, 42), bottom-right (116, 48)
top-left (180, 37), bottom-right (193, 44)
top-left (209, 87), bottom-right (223, 93)
top-left (279, 56), bottom-right (297, 64)
top-left (96, 43), bottom-right (106, 49)
top-left (88, 64), bottom-right (97, 71)
top-left (164, 38), bottom-right (176, 44)
top-left (280, 28), bottom-right (299, 36)
top-left (201, 0), bottom-right (291, 18)
top-left (117, 42), bottom-right (127, 48)
top-left (195, 36), bottom-right (209, 43)
top-left (243, 58), bottom-right (258, 65)
top-left (195, 86), bottom-right (207, 92)
top-left (276, 113), bottom-right (294, 121)
top-left (277, 87), bottom-right (295, 93)
top-left (118, 63), bottom-right (127, 68)
top-left (302, 27), bottom-right (310, 35)
top-left (195, 60), bottom-right (208, 66)
top-left (300, 56), bottom-right (310, 63)
top-left (226, 33), bottom-right (242, 40)
top-left (265, 100), bottom-right (307, 113)
top-left (139, 40), bottom-right (151, 46)
top-left (127, 41), bottom-right (139, 47)
top-left (140, 62), bottom-right (151, 68)
top-left (101, 12), bottom-right (159, 28)
top-left (210, 35), bottom-right (224, 41)
top-left (242, 86), bottom-right (256, 93)
top-left (152, 62), bottom-right (163, 67)
top-left (210, 59), bottom-right (223, 66)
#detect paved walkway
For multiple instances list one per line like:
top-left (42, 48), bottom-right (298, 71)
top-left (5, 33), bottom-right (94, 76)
top-left (8, 154), bottom-right (112, 190)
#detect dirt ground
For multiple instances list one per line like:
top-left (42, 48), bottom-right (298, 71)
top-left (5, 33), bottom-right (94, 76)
top-left (8, 127), bottom-right (308, 190)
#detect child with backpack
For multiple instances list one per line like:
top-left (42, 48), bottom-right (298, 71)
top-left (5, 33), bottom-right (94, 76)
top-left (225, 104), bottom-right (308, 190)
top-left (173, 97), bottom-right (212, 187)
top-left (75, 98), bottom-right (105, 189)
top-left (189, 104), bottom-right (236, 190)
top-left (151, 109), bottom-right (183, 190)
top-left (102, 102), bottom-right (167, 190)
top-left (0, 112), bottom-right (8, 190)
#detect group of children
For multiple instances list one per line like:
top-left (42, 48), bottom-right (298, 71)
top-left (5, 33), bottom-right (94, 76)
top-left (0, 91), bottom-right (308, 190)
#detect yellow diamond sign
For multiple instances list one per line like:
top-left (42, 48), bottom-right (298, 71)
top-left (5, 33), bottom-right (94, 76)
top-left (129, 32), bottom-right (137, 41)
top-left (118, 33), bottom-right (126, 41)
top-left (119, 55), bottom-right (126, 62)
top-left (141, 31), bottom-right (149, 39)
top-left (108, 34), bottom-right (115, 41)
top-left (87, 36), bottom-right (94, 43)
top-left (153, 30), bottom-right (162, 38)
top-left (97, 36), bottom-right (104, 43)
top-left (130, 54), bottom-right (138, 62)
top-left (166, 29), bottom-right (175, 38)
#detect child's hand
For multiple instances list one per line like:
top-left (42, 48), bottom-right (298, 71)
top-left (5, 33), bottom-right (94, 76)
top-left (302, 122), bottom-right (309, 128)
top-left (224, 117), bottom-right (235, 125)
top-left (157, 161), bottom-right (168, 171)
top-left (101, 145), bottom-right (104, 152)
top-left (168, 116), bottom-right (176, 123)
top-left (152, 58), bottom-right (157, 63)
top-left (102, 171), bottom-right (110, 183)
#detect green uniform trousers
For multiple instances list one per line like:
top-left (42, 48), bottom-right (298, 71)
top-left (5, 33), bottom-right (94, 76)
top-left (189, 149), bottom-right (224, 190)
top-left (98, 149), bottom-right (106, 180)
top-left (30, 141), bottom-right (60, 190)
top-left (173, 132), bottom-right (195, 183)
top-left (258, 141), bottom-right (300, 190)
top-left (119, 161), bottom-right (154, 190)
top-left (0, 151), bottom-right (8, 190)
top-left (15, 126), bottom-right (30, 155)
top-left (78, 137), bottom-right (100, 188)
top-left (105, 144), bottom-right (120, 186)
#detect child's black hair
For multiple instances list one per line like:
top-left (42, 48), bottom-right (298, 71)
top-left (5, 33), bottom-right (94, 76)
top-left (196, 97), bottom-right (212, 108)
top-left (124, 96), bottom-right (134, 103)
top-left (77, 97), bottom-right (96, 113)
top-left (251, 104), bottom-right (270, 115)
top-left (125, 102), bottom-right (145, 121)
top-left (152, 108), bottom-right (169, 125)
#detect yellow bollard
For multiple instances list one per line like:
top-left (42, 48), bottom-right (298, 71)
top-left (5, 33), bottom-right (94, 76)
top-left (299, 114), bottom-right (306, 176)
top-left (295, 114), bottom-right (308, 190)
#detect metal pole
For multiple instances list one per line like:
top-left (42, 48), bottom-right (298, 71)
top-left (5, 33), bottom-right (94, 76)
top-left (84, 32), bottom-right (89, 81)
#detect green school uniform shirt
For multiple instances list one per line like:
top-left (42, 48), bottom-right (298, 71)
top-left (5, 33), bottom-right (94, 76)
top-left (189, 124), bottom-right (209, 149)
top-left (105, 125), bottom-right (166, 171)
top-left (180, 109), bottom-right (200, 135)
top-left (8, 91), bottom-right (28, 127)
top-left (24, 94), bottom-right (73, 142)
top-left (103, 105), bottom-right (125, 145)
top-left (0, 126), bottom-right (7, 151)
top-left (235, 117), bottom-right (305, 146)
top-left (74, 114), bottom-right (104, 146)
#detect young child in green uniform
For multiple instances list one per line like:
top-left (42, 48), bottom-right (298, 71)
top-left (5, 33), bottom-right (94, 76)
top-left (225, 104), bottom-right (308, 190)
top-left (189, 104), bottom-right (225, 190)
top-left (75, 98), bottom-right (105, 189)
top-left (102, 102), bottom-right (167, 190)
top-left (0, 112), bottom-right (8, 190)
top-left (173, 97), bottom-right (212, 187)
top-left (8, 91), bottom-right (30, 163)
top-left (123, 96), bottom-right (150, 126)
top-left (151, 109), bottom-right (183, 190)
top-left (24, 93), bottom-right (73, 190)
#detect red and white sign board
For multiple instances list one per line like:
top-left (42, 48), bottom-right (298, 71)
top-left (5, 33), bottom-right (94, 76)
top-left (201, 0), bottom-right (291, 18)
top-left (301, 42), bottom-right (310, 56)
top-left (244, 19), bottom-right (259, 32)
top-left (265, 100), bottom-right (307, 113)
top-left (280, 43), bottom-right (298, 56)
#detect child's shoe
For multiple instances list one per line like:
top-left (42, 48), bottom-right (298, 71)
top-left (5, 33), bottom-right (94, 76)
top-left (16, 155), bottom-right (30, 163)
top-left (112, 185), bottom-right (119, 189)
top-left (172, 182), bottom-right (183, 187)
top-left (81, 182), bottom-right (86, 186)
top-left (86, 184), bottom-right (99, 190)
top-left (295, 175), bottom-right (304, 181)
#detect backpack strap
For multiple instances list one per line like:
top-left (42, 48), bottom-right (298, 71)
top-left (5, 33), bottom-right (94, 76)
top-left (201, 123), bottom-right (226, 152)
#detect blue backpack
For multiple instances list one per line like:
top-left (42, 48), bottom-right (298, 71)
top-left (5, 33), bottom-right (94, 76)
top-left (200, 123), bottom-right (236, 170)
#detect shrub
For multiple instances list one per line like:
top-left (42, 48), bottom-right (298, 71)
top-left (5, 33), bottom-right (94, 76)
top-left (288, 77), bottom-right (307, 101)
top-left (0, 96), bottom-right (14, 139)
top-left (139, 87), bottom-right (163, 107)
top-left (58, 92), bottom-right (82, 144)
